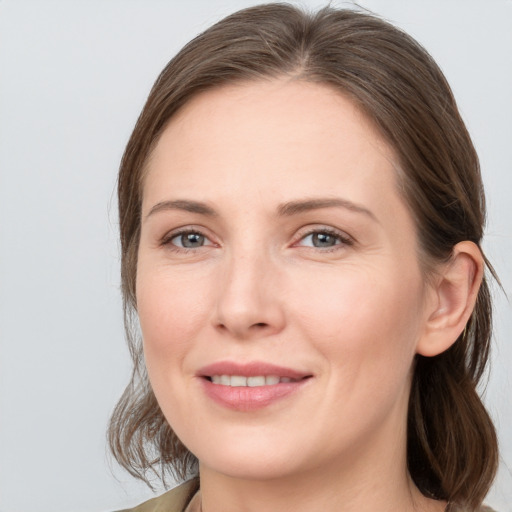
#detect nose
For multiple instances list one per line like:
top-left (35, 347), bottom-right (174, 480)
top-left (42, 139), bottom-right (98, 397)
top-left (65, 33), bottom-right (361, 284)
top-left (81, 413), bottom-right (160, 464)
top-left (212, 250), bottom-right (286, 341)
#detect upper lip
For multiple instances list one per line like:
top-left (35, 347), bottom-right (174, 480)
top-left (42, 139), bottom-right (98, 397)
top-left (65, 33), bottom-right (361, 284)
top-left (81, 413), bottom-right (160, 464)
top-left (198, 361), bottom-right (311, 380)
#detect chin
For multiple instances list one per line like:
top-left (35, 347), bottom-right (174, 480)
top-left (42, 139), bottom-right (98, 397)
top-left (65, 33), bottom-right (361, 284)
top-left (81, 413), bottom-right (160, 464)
top-left (200, 455), bottom-right (303, 482)
top-left (190, 435), bottom-right (311, 481)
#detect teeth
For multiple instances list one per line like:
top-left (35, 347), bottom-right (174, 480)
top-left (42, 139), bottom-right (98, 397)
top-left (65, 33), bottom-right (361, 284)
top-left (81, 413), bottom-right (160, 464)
top-left (209, 375), bottom-right (294, 386)
top-left (247, 376), bottom-right (265, 387)
top-left (230, 375), bottom-right (247, 387)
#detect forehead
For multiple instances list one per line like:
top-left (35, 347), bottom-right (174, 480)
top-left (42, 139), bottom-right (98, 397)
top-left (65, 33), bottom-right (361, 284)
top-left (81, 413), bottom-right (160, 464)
top-left (143, 79), bottom-right (401, 219)
top-left (153, 78), bottom-right (391, 160)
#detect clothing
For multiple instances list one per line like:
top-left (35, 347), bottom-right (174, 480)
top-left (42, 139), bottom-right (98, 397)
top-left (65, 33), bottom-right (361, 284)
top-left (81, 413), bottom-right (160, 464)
top-left (116, 479), bottom-right (199, 512)
top-left (117, 480), bottom-right (497, 512)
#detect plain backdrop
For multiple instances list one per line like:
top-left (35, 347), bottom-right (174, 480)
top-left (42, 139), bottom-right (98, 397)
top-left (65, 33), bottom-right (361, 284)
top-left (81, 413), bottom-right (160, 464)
top-left (0, 1), bottom-right (510, 511)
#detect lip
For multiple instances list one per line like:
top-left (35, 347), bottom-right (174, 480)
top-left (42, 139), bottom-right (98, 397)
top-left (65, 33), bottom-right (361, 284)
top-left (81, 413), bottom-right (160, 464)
top-left (197, 361), bottom-right (312, 411)
top-left (198, 361), bottom-right (310, 380)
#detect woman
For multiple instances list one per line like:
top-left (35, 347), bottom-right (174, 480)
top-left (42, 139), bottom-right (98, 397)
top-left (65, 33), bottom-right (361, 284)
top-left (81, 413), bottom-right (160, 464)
top-left (109, 4), bottom-right (499, 511)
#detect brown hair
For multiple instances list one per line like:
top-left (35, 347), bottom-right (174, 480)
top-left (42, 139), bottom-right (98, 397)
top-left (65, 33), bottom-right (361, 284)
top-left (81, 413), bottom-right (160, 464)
top-left (109, 4), bottom-right (498, 509)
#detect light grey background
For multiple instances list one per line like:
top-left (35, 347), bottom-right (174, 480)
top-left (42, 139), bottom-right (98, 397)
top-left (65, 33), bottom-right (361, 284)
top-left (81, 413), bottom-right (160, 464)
top-left (0, 1), bottom-right (510, 511)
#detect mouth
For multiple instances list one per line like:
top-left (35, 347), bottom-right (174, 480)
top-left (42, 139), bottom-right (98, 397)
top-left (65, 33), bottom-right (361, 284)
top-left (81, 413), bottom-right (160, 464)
top-left (206, 375), bottom-right (303, 386)
top-left (198, 361), bottom-right (312, 385)
top-left (198, 361), bottom-right (313, 411)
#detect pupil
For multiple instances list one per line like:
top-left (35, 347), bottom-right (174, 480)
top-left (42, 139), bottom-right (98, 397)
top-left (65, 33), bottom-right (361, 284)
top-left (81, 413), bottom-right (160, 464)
top-left (313, 232), bottom-right (335, 247)
top-left (182, 233), bottom-right (204, 248)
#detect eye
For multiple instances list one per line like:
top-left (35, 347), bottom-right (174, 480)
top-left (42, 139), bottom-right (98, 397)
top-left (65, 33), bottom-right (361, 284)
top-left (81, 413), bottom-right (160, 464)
top-left (164, 230), bottom-right (214, 250)
top-left (296, 228), bottom-right (352, 250)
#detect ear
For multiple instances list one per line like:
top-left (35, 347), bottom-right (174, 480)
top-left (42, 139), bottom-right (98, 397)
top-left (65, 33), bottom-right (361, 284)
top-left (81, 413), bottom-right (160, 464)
top-left (416, 241), bottom-right (484, 357)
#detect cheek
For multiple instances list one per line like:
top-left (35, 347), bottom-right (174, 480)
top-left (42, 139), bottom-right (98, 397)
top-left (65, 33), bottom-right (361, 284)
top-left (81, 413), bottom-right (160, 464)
top-left (136, 265), bottom-right (212, 374)
top-left (291, 268), bottom-right (424, 449)
top-left (293, 263), bottom-right (424, 385)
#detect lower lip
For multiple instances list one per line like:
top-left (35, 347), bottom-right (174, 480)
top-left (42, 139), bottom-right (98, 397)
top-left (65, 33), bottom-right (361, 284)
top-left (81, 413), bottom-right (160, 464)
top-left (200, 378), bottom-right (310, 411)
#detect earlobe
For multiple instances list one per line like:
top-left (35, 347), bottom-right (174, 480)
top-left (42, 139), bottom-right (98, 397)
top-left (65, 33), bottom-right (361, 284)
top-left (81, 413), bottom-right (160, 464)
top-left (416, 241), bottom-right (484, 357)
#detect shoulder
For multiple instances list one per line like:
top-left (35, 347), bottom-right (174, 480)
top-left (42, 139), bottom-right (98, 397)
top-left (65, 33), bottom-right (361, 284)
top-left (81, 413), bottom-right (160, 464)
top-left (115, 479), bottom-right (199, 512)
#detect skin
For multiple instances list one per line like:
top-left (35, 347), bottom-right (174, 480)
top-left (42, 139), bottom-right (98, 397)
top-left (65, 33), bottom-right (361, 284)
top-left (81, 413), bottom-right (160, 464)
top-left (136, 79), bottom-right (482, 512)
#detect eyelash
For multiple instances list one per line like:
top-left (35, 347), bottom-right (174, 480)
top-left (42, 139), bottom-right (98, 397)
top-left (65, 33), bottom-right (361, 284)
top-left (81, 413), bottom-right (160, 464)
top-left (160, 228), bottom-right (215, 253)
top-left (160, 226), bottom-right (354, 253)
top-left (294, 227), bottom-right (353, 252)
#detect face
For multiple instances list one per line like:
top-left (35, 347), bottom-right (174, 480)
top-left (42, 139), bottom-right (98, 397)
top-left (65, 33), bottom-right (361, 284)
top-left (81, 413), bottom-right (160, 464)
top-left (136, 79), bottom-right (432, 481)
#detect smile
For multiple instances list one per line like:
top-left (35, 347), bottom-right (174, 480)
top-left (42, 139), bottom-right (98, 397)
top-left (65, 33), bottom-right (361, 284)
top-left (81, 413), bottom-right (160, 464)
top-left (208, 375), bottom-right (297, 386)
top-left (198, 361), bottom-right (312, 411)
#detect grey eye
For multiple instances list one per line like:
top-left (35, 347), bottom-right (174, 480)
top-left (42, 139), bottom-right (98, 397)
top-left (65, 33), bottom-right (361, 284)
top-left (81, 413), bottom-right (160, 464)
top-left (298, 232), bottom-right (340, 248)
top-left (310, 232), bottom-right (338, 247)
top-left (173, 232), bottom-right (206, 248)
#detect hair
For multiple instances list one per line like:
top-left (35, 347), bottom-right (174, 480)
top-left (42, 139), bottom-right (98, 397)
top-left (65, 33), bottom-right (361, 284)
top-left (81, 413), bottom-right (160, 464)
top-left (109, 3), bottom-right (498, 510)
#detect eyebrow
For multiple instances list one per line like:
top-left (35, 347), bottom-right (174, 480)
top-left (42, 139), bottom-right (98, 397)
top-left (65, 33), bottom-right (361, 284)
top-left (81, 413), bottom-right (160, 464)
top-left (145, 200), bottom-right (218, 220)
top-left (145, 197), bottom-right (377, 222)
top-left (277, 197), bottom-right (378, 222)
